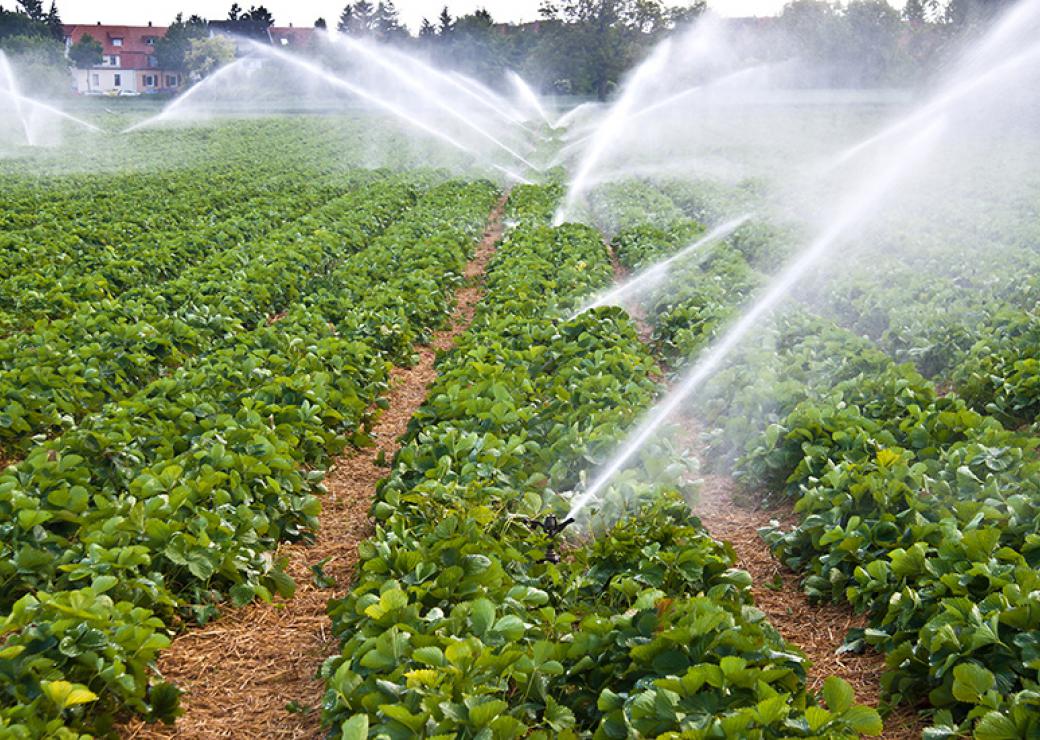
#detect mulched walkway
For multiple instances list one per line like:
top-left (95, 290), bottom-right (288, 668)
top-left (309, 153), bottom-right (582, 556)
top-left (124, 195), bottom-right (508, 739)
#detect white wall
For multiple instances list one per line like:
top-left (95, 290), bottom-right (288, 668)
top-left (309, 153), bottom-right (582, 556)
top-left (71, 68), bottom-right (138, 94)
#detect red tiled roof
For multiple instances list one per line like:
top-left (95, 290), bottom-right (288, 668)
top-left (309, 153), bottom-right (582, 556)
top-left (269, 26), bottom-right (315, 46)
top-left (63, 25), bottom-right (167, 70)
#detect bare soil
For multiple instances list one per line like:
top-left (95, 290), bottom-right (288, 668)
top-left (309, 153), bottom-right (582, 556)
top-left (690, 475), bottom-right (925, 738)
top-left (604, 230), bottom-right (926, 738)
top-left (123, 195), bottom-right (507, 740)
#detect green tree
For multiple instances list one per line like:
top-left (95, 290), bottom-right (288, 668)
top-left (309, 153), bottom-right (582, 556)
top-left (1, 32), bottom-right (67, 94)
top-left (903, 0), bottom-right (927, 22)
top-left (447, 9), bottom-right (503, 79)
top-left (339, 1), bottom-right (376, 35)
top-left (437, 6), bottom-right (453, 36)
top-left (314, 17), bottom-right (327, 29)
top-left (43, 0), bottom-right (59, 40)
top-left (0, 5), bottom-right (46, 39)
top-left (68, 32), bottom-right (101, 92)
top-left (419, 17), bottom-right (436, 38)
top-left (844, 0), bottom-right (904, 84)
top-left (16, 0), bottom-right (43, 22)
top-left (68, 32), bottom-right (101, 66)
top-left (550, 0), bottom-right (685, 99)
top-left (337, 6), bottom-right (352, 33)
top-left (241, 4), bottom-right (274, 27)
top-left (374, 1), bottom-right (405, 39)
top-left (184, 34), bottom-right (235, 78)
top-left (155, 13), bottom-right (209, 72)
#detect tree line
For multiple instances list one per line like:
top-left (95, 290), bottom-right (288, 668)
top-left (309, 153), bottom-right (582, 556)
top-left (0, 0), bottom-right (1022, 99)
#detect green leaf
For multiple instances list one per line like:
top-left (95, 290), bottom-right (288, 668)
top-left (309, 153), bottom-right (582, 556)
top-left (340, 713), bottom-right (369, 740)
top-left (823, 676), bottom-right (855, 713)
top-left (805, 706), bottom-right (832, 732)
top-left (974, 711), bottom-right (1021, 740)
top-left (412, 646), bottom-right (445, 667)
top-left (492, 615), bottom-right (525, 642)
top-left (952, 662), bottom-right (995, 704)
top-left (470, 598), bottom-right (495, 636)
top-left (467, 699), bottom-right (508, 727)
top-left (842, 706), bottom-right (883, 736)
top-left (41, 680), bottom-right (99, 710)
top-left (380, 704), bottom-right (425, 732)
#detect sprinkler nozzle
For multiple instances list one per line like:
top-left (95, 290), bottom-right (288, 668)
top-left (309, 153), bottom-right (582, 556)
top-left (524, 514), bottom-right (575, 564)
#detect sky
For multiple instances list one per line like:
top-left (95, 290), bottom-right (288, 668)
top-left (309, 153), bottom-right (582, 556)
top-left (57, 1), bottom-right (824, 31)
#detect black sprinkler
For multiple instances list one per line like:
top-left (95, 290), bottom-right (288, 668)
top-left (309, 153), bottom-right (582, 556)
top-left (524, 514), bottom-right (575, 564)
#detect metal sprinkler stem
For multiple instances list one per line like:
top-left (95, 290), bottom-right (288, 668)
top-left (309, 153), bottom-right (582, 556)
top-left (524, 514), bottom-right (575, 564)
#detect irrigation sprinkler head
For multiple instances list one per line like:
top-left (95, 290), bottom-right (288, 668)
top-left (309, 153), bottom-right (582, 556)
top-left (526, 514), bottom-right (575, 538)
top-left (524, 514), bottom-right (575, 565)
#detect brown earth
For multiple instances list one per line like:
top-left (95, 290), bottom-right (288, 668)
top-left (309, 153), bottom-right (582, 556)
top-left (123, 195), bottom-right (507, 740)
top-left (690, 474), bottom-right (926, 739)
top-left (605, 235), bottom-right (926, 738)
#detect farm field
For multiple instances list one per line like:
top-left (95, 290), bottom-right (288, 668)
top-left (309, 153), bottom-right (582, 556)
top-left (2, 3), bottom-right (1040, 739)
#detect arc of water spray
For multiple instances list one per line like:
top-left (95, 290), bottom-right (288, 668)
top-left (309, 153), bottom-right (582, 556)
top-left (508, 71), bottom-right (554, 128)
top-left (244, 42), bottom-right (531, 184)
top-left (355, 37), bottom-right (532, 131)
top-left (554, 40), bottom-right (673, 225)
top-left (553, 62), bottom-right (781, 166)
top-left (447, 70), bottom-right (531, 127)
top-left (124, 57), bottom-right (251, 132)
top-left (826, 40), bottom-right (1040, 171)
top-left (336, 37), bottom-right (540, 173)
top-left (1, 51), bottom-right (34, 145)
top-left (565, 121), bottom-right (947, 522)
top-left (0, 88), bottom-right (102, 136)
top-left (555, 101), bottom-right (601, 131)
top-left (572, 215), bottom-right (752, 319)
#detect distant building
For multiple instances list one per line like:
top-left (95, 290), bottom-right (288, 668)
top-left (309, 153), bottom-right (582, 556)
top-left (63, 23), bottom-right (182, 95)
top-left (62, 22), bottom-right (316, 94)
top-left (208, 21), bottom-right (316, 51)
top-left (270, 26), bottom-right (316, 48)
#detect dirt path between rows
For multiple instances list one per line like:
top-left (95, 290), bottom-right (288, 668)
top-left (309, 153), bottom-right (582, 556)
top-left (690, 477), bottom-right (925, 739)
top-left (124, 194), bottom-right (508, 740)
top-left (603, 238), bottom-right (925, 739)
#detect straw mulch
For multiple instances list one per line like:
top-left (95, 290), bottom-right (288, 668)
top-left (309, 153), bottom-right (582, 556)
top-left (123, 195), bottom-right (508, 740)
top-left (602, 229), bottom-right (926, 737)
top-left (692, 475), bottom-right (927, 739)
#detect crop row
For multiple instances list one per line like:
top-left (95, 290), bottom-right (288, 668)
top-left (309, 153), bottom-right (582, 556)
top-left (0, 176), bottom-right (422, 454)
top-left (0, 171), bottom-right (353, 332)
top-left (594, 179), bottom-right (1040, 735)
top-left (319, 183), bottom-right (879, 739)
top-left (0, 178), bottom-right (498, 737)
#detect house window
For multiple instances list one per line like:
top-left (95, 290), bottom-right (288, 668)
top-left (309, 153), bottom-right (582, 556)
top-left (111, 37), bottom-right (123, 46)
top-left (144, 36), bottom-right (156, 45)
top-left (165, 74), bottom-right (178, 87)
top-left (108, 55), bottom-right (119, 66)
top-left (143, 74), bottom-right (155, 86)
top-left (113, 73), bottom-right (121, 87)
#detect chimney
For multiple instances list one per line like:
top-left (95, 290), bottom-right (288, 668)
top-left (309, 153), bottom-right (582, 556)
top-left (148, 21), bottom-right (153, 27)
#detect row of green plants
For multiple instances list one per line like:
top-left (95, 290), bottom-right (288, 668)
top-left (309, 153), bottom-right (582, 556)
top-left (594, 181), bottom-right (794, 367)
top-left (320, 183), bottom-right (881, 739)
top-left (0, 170), bottom-right (350, 332)
top-left (0, 174), bottom-right (423, 454)
top-left (594, 179), bottom-right (1040, 735)
top-left (0, 178), bottom-right (498, 737)
top-left (794, 180), bottom-right (1040, 382)
top-left (730, 317), bottom-right (1040, 737)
